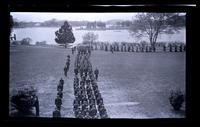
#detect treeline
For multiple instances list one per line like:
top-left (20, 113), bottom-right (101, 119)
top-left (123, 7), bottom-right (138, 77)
top-left (12, 15), bottom-right (185, 29)
top-left (12, 18), bottom-right (143, 28)
top-left (13, 19), bottom-right (89, 28)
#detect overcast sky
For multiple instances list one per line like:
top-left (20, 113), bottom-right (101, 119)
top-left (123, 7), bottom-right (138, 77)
top-left (11, 12), bottom-right (138, 22)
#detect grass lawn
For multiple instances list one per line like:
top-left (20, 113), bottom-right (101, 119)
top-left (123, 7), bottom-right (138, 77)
top-left (9, 45), bottom-right (185, 118)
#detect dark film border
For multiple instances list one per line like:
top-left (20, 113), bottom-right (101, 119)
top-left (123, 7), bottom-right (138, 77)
top-left (1, 2), bottom-right (197, 127)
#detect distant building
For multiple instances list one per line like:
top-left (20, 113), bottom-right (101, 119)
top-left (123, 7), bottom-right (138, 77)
top-left (36, 41), bottom-right (47, 46)
top-left (86, 21), bottom-right (106, 29)
top-left (35, 23), bottom-right (41, 27)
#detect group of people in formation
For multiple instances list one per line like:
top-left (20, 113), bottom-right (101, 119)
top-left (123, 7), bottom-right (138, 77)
top-left (87, 42), bottom-right (186, 53)
top-left (73, 46), bottom-right (108, 119)
top-left (53, 55), bottom-right (71, 117)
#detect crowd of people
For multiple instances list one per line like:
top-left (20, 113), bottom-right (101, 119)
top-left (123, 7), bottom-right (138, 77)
top-left (53, 46), bottom-right (109, 118)
top-left (73, 46), bottom-right (108, 119)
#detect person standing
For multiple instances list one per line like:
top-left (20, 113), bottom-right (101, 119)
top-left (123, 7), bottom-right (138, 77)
top-left (94, 68), bottom-right (99, 80)
top-left (55, 96), bottom-right (62, 111)
top-left (64, 55), bottom-right (70, 77)
top-left (34, 96), bottom-right (40, 117)
top-left (169, 44), bottom-right (172, 52)
top-left (57, 90), bottom-right (63, 98)
top-left (57, 78), bottom-right (64, 91)
top-left (74, 68), bottom-right (78, 76)
top-left (179, 45), bottom-right (182, 52)
top-left (163, 44), bottom-right (166, 52)
top-left (72, 48), bottom-right (74, 54)
top-left (53, 107), bottom-right (61, 117)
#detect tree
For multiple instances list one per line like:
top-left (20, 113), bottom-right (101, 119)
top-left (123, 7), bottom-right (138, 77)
top-left (10, 86), bottom-right (39, 116)
top-left (121, 20), bottom-right (132, 27)
top-left (129, 13), bottom-right (185, 49)
top-left (21, 37), bottom-right (32, 45)
top-left (82, 32), bottom-right (98, 49)
top-left (96, 22), bottom-right (106, 28)
top-left (116, 21), bottom-right (122, 27)
top-left (41, 18), bottom-right (60, 27)
top-left (86, 22), bottom-right (96, 29)
top-left (55, 21), bottom-right (75, 48)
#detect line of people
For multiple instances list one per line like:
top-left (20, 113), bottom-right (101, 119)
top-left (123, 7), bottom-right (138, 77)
top-left (53, 78), bottom-right (64, 117)
top-left (73, 46), bottom-right (108, 119)
top-left (89, 42), bottom-right (186, 53)
top-left (53, 55), bottom-right (70, 117)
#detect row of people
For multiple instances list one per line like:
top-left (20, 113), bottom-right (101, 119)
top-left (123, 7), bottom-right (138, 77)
top-left (53, 78), bottom-right (64, 117)
top-left (73, 78), bottom-right (108, 118)
top-left (77, 46), bottom-right (91, 55)
top-left (73, 46), bottom-right (108, 119)
top-left (73, 74), bottom-right (99, 118)
top-left (89, 42), bottom-right (186, 53)
top-left (53, 54), bottom-right (70, 117)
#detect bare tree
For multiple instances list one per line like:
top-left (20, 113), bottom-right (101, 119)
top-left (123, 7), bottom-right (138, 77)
top-left (82, 32), bottom-right (98, 49)
top-left (129, 13), bottom-right (185, 49)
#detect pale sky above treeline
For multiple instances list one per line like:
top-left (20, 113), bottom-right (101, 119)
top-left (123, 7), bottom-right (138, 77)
top-left (11, 12), bottom-right (186, 22)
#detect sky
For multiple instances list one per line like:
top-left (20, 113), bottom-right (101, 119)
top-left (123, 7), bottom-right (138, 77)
top-left (11, 12), bottom-right (138, 22)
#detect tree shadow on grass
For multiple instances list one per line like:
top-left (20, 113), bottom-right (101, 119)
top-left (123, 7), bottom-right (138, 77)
top-left (10, 109), bottom-right (37, 117)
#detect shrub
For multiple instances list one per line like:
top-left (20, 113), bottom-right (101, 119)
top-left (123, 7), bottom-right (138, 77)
top-left (169, 90), bottom-right (185, 111)
top-left (11, 86), bottom-right (37, 113)
top-left (21, 37), bottom-right (32, 45)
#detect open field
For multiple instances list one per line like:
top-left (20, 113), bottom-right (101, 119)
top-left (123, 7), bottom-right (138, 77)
top-left (9, 45), bottom-right (185, 118)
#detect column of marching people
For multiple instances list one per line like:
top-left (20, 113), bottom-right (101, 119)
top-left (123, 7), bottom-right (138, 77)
top-left (53, 55), bottom-right (70, 117)
top-left (73, 46), bottom-right (109, 119)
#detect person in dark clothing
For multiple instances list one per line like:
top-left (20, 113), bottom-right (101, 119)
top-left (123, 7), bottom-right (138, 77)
top-left (64, 55), bottom-right (70, 77)
top-left (175, 45), bottom-right (177, 52)
top-left (84, 110), bottom-right (91, 119)
top-left (64, 61), bottom-right (70, 76)
top-left (57, 90), bottom-right (63, 98)
top-left (53, 107), bottom-right (61, 117)
top-left (64, 66), bottom-right (68, 77)
top-left (163, 45), bottom-right (166, 52)
top-left (33, 96), bottom-right (40, 117)
top-left (14, 34), bottom-right (16, 40)
top-left (67, 55), bottom-right (70, 58)
top-left (74, 68), bottom-right (78, 75)
top-left (77, 110), bottom-right (83, 118)
top-left (179, 45), bottom-right (182, 52)
top-left (169, 44), bottom-right (172, 52)
top-left (59, 78), bottom-right (64, 85)
top-left (94, 68), bottom-right (99, 80)
top-left (55, 96), bottom-right (62, 110)
top-left (72, 48), bottom-right (74, 54)
top-left (89, 105), bottom-right (97, 118)
top-left (57, 78), bottom-right (64, 91)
